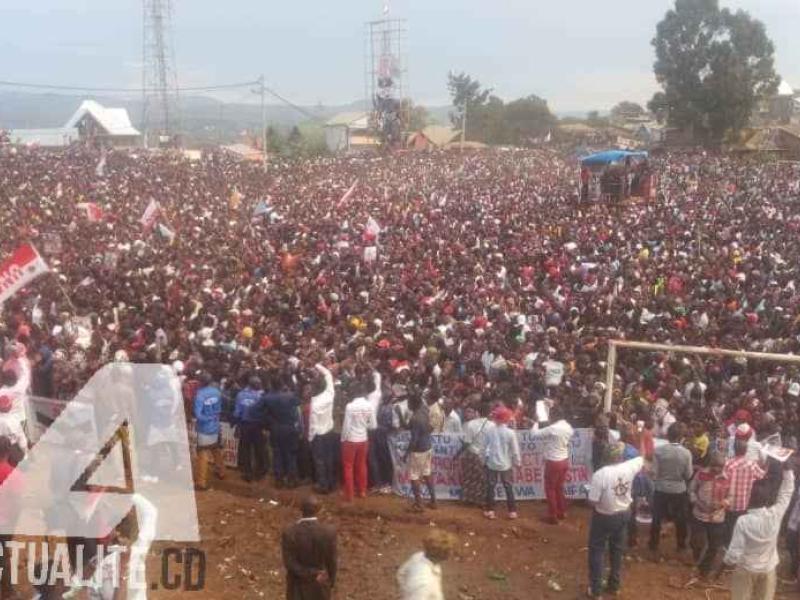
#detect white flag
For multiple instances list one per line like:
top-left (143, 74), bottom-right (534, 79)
top-left (95, 153), bottom-right (107, 177)
top-left (140, 199), bottom-right (160, 233)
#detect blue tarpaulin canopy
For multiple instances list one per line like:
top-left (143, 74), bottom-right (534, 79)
top-left (580, 150), bottom-right (648, 167)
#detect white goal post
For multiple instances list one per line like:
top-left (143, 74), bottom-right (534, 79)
top-left (603, 339), bottom-right (800, 412)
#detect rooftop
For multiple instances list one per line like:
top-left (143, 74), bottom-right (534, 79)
top-left (65, 100), bottom-right (141, 137)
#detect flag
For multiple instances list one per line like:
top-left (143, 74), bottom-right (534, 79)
top-left (55, 182), bottom-right (63, 199)
top-left (365, 216), bottom-right (381, 237)
top-left (140, 199), bottom-right (160, 233)
top-left (252, 200), bottom-right (272, 220)
top-left (229, 188), bottom-right (242, 210)
top-left (95, 153), bottom-right (107, 177)
top-left (544, 130), bottom-right (552, 143)
top-left (76, 202), bottom-right (104, 223)
top-left (337, 179), bottom-right (358, 208)
top-left (157, 223), bottom-right (176, 243)
top-left (0, 244), bottom-right (49, 304)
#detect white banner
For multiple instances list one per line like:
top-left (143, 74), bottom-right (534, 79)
top-left (388, 429), bottom-right (594, 501)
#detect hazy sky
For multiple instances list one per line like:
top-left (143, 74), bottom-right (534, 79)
top-left (2, 0), bottom-right (799, 112)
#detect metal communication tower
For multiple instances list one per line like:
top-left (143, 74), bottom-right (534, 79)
top-left (365, 3), bottom-right (407, 149)
top-left (142, 0), bottom-right (180, 147)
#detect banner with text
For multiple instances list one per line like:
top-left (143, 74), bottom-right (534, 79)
top-left (389, 429), bottom-right (593, 501)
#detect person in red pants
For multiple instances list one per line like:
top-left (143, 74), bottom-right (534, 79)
top-left (340, 374), bottom-right (377, 501)
top-left (530, 404), bottom-right (575, 524)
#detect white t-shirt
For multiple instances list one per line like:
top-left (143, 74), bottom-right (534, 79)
top-left (588, 457), bottom-right (644, 515)
top-left (341, 397), bottom-right (377, 443)
top-left (397, 551), bottom-right (443, 600)
top-left (531, 419), bottom-right (574, 462)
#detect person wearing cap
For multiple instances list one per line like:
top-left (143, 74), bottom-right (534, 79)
top-left (192, 372), bottom-right (225, 491)
top-left (281, 495), bottom-right (338, 600)
top-left (649, 422), bottom-right (693, 558)
top-left (233, 375), bottom-right (266, 482)
top-left (586, 441), bottom-right (644, 599)
top-left (483, 405), bottom-right (521, 520)
top-left (723, 433), bottom-right (767, 545)
top-left (397, 529), bottom-right (457, 600)
top-left (688, 452), bottom-right (731, 581)
top-left (531, 403), bottom-right (575, 524)
top-left (724, 459), bottom-right (795, 600)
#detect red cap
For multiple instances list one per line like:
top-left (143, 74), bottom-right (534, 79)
top-left (0, 396), bottom-right (12, 413)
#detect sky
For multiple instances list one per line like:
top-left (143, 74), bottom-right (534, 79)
top-left (1, 0), bottom-right (799, 113)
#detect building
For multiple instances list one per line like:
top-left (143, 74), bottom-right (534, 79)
top-left (6, 128), bottom-right (79, 148)
top-left (221, 143), bottom-right (264, 162)
top-left (729, 126), bottom-right (800, 158)
top-left (64, 100), bottom-right (141, 147)
top-left (407, 125), bottom-right (461, 150)
top-left (324, 112), bottom-right (378, 153)
top-left (754, 80), bottom-right (799, 126)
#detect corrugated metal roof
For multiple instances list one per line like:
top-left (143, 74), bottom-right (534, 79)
top-left (325, 112), bottom-right (369, 128)
top-left (65, 100), bottom-right (141, 136)
top-left (8, 128), bottom-right (79, 147)
top-left (778, 80), bottom-right (794, 97)
top-left (420, 125), bottom-right (461, 147)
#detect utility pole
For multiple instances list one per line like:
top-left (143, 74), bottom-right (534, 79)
top-left (255, 75), bottom-right (268, 171)
top-left (460, 100), bottom-right (467, 151)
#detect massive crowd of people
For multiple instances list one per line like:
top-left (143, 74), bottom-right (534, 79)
top-left (2, 142), bottom-right (800, 598)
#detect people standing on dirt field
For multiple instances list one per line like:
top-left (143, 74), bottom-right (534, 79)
top-left (723, 436), bottom-right (768, 545)
top-left (193, 372), bottom-right (225, 491)
top-left (483, 405), bottom-right (521, 520)
top-left (340, 372), bottom-right (377, 501)
top-left (687, 452), bottom-right (730, 581)
top-left (308, 363), bottom-right (338, 495)
top-left (397, 529), bottom-right (457, 600)
top-left (457, 403), bottom-right (493, 506)
top-left (531, 404), bottom-right (575, 524)
top-left (404, 390), bottom-right (437, 512)
top-left (586, 442), bottom-right (644, 599)
top-left (724, 461), bottom-right (795, 600)
top-left (264, 373), bottom-right (303, 489)
top-left (234, 375), bottom-right (267, 482)
top-left (282, 495), bottom-right (338, 600)
top-left (648, 422), bottom-right (693, 558)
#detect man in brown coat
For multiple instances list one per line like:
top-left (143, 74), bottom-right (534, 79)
top-left (282, 495), bottom-right (338, 600)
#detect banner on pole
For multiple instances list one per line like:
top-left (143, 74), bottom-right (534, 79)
top-left (388, 429), bottom-right (594, 501)
top-left (0, 244), bottom-right (49, 304)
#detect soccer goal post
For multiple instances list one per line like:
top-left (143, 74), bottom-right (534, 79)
top-left (603, 339), bottom-right (800, 412)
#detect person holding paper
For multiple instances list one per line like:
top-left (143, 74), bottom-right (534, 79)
top-left (531, 404), bottom-right (574, 524)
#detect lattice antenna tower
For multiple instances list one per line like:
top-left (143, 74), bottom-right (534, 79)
top-left (142, 0), bottom-right (180, 147)
top-left (364, 1), bottom-right (407, 148)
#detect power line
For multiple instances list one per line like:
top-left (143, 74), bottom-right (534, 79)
top-left (0, 79), bottom-right (259, 93)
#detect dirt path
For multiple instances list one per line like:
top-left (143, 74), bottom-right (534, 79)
top-left (141, 476), bottom-right (797, 599)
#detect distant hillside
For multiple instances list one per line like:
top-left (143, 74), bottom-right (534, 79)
top-left (0, 91), bottom-right (452, 143)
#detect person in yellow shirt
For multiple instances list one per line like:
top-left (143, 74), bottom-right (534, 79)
top-left (688, 421), bottom-right (710, 465)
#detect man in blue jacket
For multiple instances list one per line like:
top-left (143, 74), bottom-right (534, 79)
top-left (234, 375), bottom-right (266, 482)
top-left (264, 372), bottom-right (302, 489)
top-left (193, 372), bottom-right (225, 491)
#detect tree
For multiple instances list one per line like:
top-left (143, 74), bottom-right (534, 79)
top-left (502, 95), bottom-right (557, 145)
top-left (586, 111), bottom-right (609, 128)
top-left (647, 92), bottom-right (670, 124)
top-left (650, 0), bottom-right (779, 142)
top-left (610, 101), bottom-right (646, 122)
top-left (401, 99), bottom-right (430, 131)
top-left (447, 71), bottom-right (492, 129)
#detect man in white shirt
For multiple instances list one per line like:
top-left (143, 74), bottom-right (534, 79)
top-left (308, 364), bottom-right (337, 494)
top-left (397, 530), bottom-right (456, 600)
top-left (0, 395), bottom-right (27, 462)
top-left (724, 463), bottom-right (795, 600)
top-left (340, 374), bottom-right (377, 501)
top-left (442, 398), bottom-right (462, 434)
top-left (586, 442), bottom-right (644, 599)
top-left (483, 406), bottom-right (521, 520)
top-left (531, 405), bottom-right (574, 524)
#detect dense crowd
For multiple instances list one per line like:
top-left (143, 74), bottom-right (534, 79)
top-left (2, 143), bottom-right (800, 598)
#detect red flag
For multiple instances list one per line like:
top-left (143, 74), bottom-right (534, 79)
top-left (140, 199), bottom-right (161, 233)
top-left (77, 202), bottom-right (104, 223)
top-left (0, 244), bottom-right (49, 304)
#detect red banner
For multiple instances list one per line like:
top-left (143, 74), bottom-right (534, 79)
top-left (0, 244), bottom-right (49, 304)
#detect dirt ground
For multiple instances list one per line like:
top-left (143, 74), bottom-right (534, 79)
top-left (144, 475), bottom-right (798, 600)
